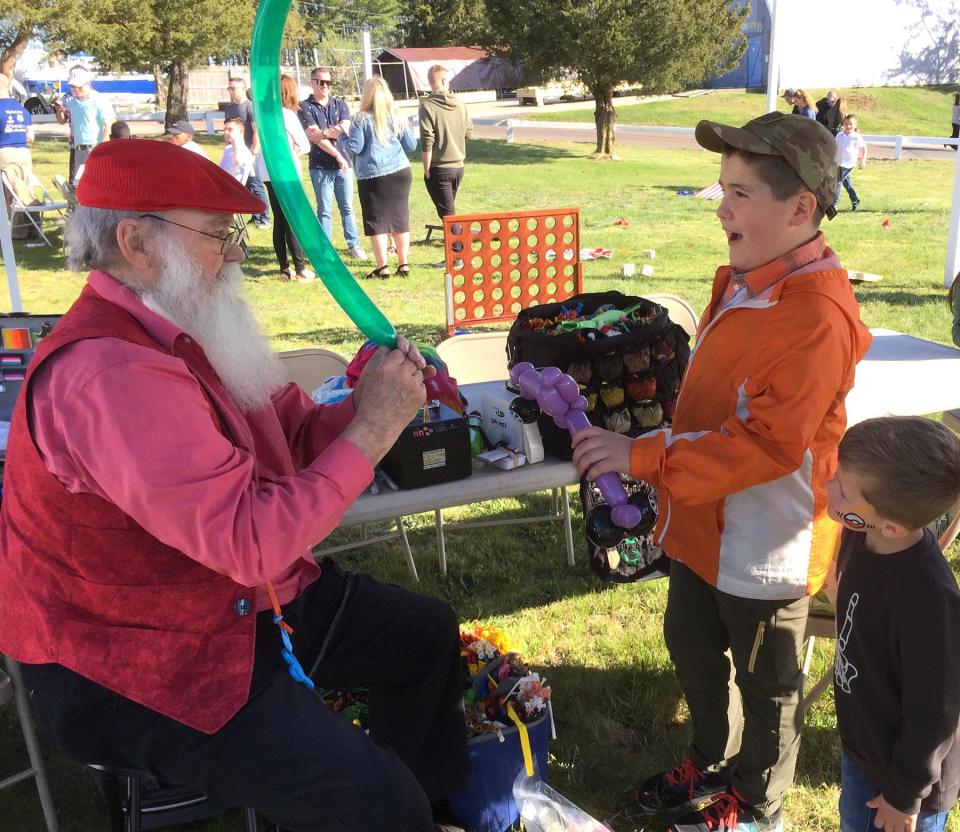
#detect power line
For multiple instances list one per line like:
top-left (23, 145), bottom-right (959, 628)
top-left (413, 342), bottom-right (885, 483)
top-left (293, 0), bottom-right (401, 20)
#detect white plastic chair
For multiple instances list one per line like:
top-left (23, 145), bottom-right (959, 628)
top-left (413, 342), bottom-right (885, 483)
top-left (1, 170), bottom-right (68, 248)
top-left (50, 174), bottom-right (77, 211)
top-left (276, 348), bottom-right (419, 581)
top-left (433, 331), bottom-right (576, 572)
top-left (435, 330), bottom-right (511, 384)
top-left (643, 292), bottom-right (700, 339)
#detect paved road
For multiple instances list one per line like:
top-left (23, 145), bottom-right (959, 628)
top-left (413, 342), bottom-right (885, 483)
top-left (471, 118), bottom-right (958, 161)
top-left (34, 102), bottom-right (958, 162)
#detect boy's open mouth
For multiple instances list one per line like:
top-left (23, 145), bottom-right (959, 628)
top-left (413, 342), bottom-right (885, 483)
top-left (726, 231), bottom-right (742, 243)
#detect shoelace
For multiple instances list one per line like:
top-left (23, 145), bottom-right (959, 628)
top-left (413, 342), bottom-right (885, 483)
top-left (664, 757), bottom-right (706, 799)
top-left (699, 790), bottom-right (742, 830)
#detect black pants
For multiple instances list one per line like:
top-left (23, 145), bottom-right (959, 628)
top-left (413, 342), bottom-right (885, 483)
top-left (21, 559), bottom-right (468, 831)
top-left (663, 560), bottom-right (809, 817)
top-left (265, 182), bottom-right (308, 272)
top-left (424, 167), bottom-right (464, 219)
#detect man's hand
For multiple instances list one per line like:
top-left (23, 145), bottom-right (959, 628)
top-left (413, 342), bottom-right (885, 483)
top-left (393, 335), bottom-right (436, 378)
top-left (336, 153), bottom-right (350, 173)
top-left (305, 124), bottom-right (323, 145)
top-left (866, 795), bottom-right (917, 832)
top-left (344, 337), bottom-right (437, 465)
top-left (570, 427), bottom-right (633, 481)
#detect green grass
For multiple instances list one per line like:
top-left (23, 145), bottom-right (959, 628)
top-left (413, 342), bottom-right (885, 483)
top-left (2, 133), bottom-right (959, 831)
top-left (527, 85), bottom-right (960, 138)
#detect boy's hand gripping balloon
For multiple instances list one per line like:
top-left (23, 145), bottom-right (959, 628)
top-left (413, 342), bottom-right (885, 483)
top-left (250, 0), bottom-right (396, 348)
top-left (509, 363), bottom-right (656, 548)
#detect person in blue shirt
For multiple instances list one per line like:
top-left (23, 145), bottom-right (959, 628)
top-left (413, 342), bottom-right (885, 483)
top-left (0, 72), bottom-right (36, 237)
top-left (53, 66), bottom-right (114, 182)
top-left (345, 75), bottom-right (417, 279)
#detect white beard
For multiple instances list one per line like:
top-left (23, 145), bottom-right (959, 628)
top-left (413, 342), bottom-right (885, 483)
top-left (140, 242), bottom-right (285, 413)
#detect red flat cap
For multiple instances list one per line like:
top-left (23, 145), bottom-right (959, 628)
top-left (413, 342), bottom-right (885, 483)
top-left (76, 138), bottom-right (266, 214)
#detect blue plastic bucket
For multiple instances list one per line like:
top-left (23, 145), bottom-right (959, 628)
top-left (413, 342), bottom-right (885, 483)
top-left (448, 707), bottom-right (551, 832)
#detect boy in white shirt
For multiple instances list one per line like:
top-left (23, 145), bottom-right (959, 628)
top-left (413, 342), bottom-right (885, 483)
top-left (835, 115), bottom-right (867, 211)
top-left (219, 117), bottom-right (255, 184)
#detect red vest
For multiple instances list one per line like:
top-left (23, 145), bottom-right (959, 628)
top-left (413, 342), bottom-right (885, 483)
top-left (0, 285), bottom-right (262, 733)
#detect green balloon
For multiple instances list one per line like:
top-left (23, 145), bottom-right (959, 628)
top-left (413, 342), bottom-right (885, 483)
top-left (250, 0), bottom-right (397, 348)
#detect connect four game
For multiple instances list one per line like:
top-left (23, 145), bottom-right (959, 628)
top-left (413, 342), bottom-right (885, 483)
top-left (443, 208), bottom-right (584, 334)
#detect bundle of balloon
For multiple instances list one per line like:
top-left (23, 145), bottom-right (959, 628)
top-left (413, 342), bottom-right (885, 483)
top-left (379, 400), bottom-right (472, 489)
top-left (510, 363), bottom-right (657, 547)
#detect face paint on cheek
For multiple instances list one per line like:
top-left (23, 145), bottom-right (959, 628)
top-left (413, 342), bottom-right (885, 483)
top-left (835, 509), bottom-right (875, 530)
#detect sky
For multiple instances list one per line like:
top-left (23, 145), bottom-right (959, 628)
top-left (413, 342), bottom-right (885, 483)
top-left (773, 0), bottom-right (956, 88)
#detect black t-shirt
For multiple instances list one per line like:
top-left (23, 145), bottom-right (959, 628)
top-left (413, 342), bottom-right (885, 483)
top-left (834, 528), bottom-right (960, 814)
top-left (224, 99), bottom-right (255, 150)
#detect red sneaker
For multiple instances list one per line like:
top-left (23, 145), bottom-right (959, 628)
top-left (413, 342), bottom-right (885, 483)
top-left (635, 756), bottom-right (728, 814)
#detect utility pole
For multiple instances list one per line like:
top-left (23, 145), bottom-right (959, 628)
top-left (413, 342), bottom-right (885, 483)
top-left (361, 28), bottom-right (373, 81)
top-left (763, 0), bottom-right (780, 115)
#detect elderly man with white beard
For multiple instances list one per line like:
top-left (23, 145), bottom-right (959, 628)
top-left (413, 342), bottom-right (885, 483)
top-left (0, 139), bottom-right (469, 832)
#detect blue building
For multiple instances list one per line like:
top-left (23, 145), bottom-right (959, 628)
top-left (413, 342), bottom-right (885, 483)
top-left (703, 0), bottom-right (771, 89)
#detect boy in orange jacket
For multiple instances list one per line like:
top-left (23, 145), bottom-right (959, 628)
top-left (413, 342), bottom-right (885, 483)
top-left (572, 113), bottom-right (873, 832)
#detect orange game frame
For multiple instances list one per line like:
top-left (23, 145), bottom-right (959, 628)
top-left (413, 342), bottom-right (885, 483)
top-left (443, 208), bottom-right (585, 334)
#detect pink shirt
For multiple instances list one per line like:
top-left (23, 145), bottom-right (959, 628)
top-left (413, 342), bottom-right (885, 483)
top-left (29, 271), bottom-right (373, 610)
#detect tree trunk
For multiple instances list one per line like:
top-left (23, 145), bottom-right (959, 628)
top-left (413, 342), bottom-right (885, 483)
top-left (153, 64), bottom-right (167, 111)
top-left (592, 84), bottom-right (617, 158)
top-left (0, 27), bottom-right (32, 80)
top-left (164, 61), bottom-right (189, 126)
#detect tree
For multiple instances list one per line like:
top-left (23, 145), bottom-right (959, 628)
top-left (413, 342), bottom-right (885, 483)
top-left (47, 0), bottom-right (257, 125)
top-left (0, 0), bottom-right (73, 78)
top-left (480, 0), bottom-right (747, 157)
top-left (400, 0), bottom-right (489, 47)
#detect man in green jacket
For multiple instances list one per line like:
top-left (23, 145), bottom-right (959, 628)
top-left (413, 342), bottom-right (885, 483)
top-left (418, 65), bottom-right (473, 219)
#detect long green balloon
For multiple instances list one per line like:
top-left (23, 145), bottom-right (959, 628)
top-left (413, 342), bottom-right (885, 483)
top-left (250, 0), bottom-right (397, 348)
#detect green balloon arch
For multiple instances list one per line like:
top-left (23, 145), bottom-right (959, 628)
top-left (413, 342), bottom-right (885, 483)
top-left (250, 0), bottom-right (397, 348)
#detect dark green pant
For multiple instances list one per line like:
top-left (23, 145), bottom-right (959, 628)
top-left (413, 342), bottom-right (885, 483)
top-left (663, 560), bottom-right (810, 817)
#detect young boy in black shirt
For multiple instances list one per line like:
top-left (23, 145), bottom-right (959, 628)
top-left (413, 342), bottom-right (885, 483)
top-left (827, 416), bottom-right (960, 832)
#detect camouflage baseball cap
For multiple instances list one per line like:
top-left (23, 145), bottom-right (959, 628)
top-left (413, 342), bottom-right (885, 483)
top-left (782, 88), bottom-right (797, 99)
top-left (695, 112), bottom-right (840, 220)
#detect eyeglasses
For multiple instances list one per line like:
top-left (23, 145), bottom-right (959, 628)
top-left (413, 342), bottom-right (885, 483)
top-left (311, 78), bottom-right (332, 86)
top-left (138, 214), bottom-right (248, 254)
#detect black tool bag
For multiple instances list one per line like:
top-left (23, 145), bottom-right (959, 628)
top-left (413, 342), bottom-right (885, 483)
top-left (506, 291), bottom-right (691, 583)
top-left (505, 291), bottom-right (690, 460)
top-left (580, 477), bottom-right (670, 582)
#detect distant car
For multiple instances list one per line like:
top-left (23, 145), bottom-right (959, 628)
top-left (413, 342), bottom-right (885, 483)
top-left (23, 93), bottom-right (57, 115)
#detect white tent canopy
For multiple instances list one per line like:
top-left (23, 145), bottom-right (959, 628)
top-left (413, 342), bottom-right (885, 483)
top-left (762, 0), bottom-right (959, 287)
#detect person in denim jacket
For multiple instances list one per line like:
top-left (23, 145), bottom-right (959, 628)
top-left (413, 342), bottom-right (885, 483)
top-left (345, 76), bottom-right (417, 279)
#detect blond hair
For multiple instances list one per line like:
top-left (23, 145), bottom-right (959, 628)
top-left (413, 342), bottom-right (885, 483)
top-left (428, 64), bottom-right (449, 86)
top-left (359, 75), bottom-right (398, 146)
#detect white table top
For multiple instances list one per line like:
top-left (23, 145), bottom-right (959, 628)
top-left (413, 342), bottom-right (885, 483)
top-left (340, 330), bottom-right (960, 526)
top-left (845, 328), bottom-right (960, 425)
top-left (340, 380), bottom-right (577, 527)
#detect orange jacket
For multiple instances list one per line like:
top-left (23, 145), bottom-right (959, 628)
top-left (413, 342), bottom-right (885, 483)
top-left (630, 251), bottom-right (872, 599)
